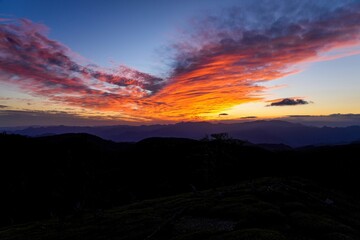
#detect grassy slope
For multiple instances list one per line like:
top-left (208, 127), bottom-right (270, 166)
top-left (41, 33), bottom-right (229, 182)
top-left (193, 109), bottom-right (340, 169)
top-left (1, 177), bottom-right (359, 240)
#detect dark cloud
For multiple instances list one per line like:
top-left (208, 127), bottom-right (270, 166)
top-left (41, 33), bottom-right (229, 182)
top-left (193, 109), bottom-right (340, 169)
top-left (267, 98), bottom-right (310, 107)
top-left (288, 115), bottom-right (313, 117)
top-left (0, 105), bottom-right (8, 108)
top-left (219, 113), bottom-right (229, 116)
top-left (241, 116), bottom-right (257, 119)
top-left (171, 0), bottom-right (360, 76)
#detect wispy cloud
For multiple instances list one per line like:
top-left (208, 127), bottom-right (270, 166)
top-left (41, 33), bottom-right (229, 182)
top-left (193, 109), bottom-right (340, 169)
top-left (0, 19), bottom-right (163, 110)
top-left (153, 0), bottom-right (360, 119)
top-left (1, 0), bottom-right (360, 121)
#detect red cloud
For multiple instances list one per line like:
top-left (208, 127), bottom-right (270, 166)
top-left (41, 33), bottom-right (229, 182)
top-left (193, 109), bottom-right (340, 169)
top-left (0, 19), bottom-right (162, 111)
top-left (1, 1), bottom-right (360, 121)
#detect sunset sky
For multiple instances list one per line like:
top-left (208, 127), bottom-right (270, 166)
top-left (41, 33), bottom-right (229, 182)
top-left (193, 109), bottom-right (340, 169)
top-left (1, 0), bottom-right (360, 126)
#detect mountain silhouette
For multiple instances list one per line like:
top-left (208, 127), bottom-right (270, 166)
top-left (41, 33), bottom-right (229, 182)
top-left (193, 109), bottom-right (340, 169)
top-left (7, 120), bottom-right (360, 147)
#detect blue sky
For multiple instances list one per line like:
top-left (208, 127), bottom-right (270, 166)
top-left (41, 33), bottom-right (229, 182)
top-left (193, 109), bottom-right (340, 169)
top-left (1, 0), bottom-right (242, 74)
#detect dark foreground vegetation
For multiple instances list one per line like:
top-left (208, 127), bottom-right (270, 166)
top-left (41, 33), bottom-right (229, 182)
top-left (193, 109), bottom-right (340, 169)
top-left (0, 133), bottom-right (359, 239)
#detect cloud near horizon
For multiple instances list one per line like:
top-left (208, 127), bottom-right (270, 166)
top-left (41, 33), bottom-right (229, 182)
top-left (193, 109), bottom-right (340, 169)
top-left (281, 113), bottom-right (360, 127)
top-left (0, 109), bottom-right (136, 127)
top-left (267, 98), bottom-right (310, 107)
top-left (1, 0), bottom-right (360, 121)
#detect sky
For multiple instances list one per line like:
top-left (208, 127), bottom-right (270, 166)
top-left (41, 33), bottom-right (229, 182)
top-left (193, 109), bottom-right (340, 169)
top-left (0, 0), bottom-right (360, 126)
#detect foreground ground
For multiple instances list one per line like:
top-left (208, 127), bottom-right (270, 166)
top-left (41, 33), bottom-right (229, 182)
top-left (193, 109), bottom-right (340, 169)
top-left (1, 177), bottom-right (359, 240)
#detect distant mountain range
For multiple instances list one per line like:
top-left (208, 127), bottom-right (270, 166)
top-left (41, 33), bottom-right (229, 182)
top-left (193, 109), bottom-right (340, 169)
top-left (5, 120), bottom-right (360, 147)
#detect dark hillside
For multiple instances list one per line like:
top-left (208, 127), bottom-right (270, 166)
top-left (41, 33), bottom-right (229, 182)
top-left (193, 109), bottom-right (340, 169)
top-left (1, 178), bottom-right (359, 240)
top-left (0, 133), bottom-right (359, 237)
